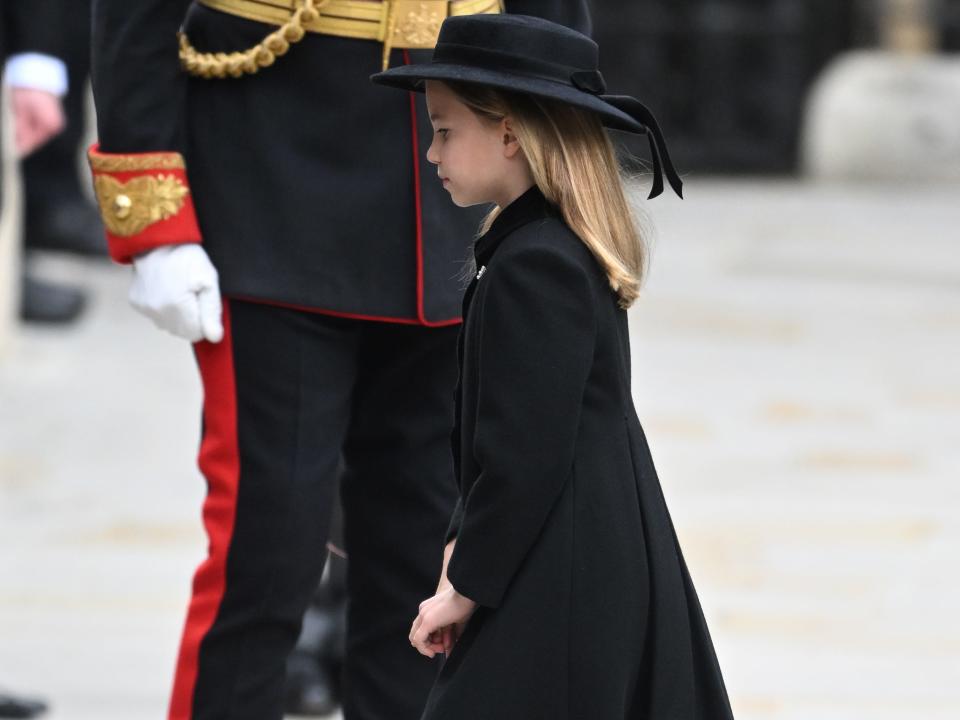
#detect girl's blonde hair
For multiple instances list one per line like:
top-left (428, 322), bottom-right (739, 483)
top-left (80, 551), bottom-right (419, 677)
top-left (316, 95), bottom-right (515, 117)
top-left (447, 80), bottom-right (647, 309)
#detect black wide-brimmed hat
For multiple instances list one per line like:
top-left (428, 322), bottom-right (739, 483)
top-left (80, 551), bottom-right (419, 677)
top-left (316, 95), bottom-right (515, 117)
top-left (371, 14), bottom-right (683, 199)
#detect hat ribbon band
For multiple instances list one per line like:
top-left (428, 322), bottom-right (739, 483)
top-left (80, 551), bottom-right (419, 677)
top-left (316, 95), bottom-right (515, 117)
top-left (427, 43), bottom-right (683, 200)
top-left (601, 95), bottom-right (684, 199)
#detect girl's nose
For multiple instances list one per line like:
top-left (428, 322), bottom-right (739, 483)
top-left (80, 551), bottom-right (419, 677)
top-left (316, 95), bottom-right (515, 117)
top-left (426, 139), bottom-right (440, 165)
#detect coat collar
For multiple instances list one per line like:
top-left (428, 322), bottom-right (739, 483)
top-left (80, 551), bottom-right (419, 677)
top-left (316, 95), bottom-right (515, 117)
top-left (474, 185), bottom-right (559, 267)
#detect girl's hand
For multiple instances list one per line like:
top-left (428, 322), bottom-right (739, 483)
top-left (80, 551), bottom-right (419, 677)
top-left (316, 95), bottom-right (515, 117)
top-left (409, 586), bottom-right (477, 658)
top-left (435, 538), bottom-right (456, 594)
top-left (417, 538), bottom-right (459, 656)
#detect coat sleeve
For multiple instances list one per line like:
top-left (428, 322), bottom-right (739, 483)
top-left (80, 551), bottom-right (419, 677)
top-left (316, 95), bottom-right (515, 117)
top-left (445, 242), bottom-right (596, 608)
top-left (444, 496), bottom-right (464, 545)
top-left (87, 0), bottom-right (202, 263)
top-left (503, 0), bottom-right (592, 36)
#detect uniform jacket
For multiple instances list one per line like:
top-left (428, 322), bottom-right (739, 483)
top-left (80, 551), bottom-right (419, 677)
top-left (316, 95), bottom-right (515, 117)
top-left (434, 185), bottom-right (734, 719)
top-left (89, 0), bottom-right (590, 324)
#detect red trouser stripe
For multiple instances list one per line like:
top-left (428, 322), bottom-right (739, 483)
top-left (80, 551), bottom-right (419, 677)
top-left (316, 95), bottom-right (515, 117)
top-left (168, 302), bottom-right (240, 719)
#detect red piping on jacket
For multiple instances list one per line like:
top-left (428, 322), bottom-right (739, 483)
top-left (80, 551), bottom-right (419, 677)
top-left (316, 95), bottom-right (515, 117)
top-left (404, 49), bottom-right (461, 328)
top-left (168, 303), bottom-right (241, 720)
top-left (219, 74), bottom-right (465, 330)
top-left (228, 295), bottom-right (462, 328)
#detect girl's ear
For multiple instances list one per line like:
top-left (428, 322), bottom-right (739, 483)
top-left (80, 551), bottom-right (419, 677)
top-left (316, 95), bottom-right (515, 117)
top-left (501, 117), bottom-right (522, 159)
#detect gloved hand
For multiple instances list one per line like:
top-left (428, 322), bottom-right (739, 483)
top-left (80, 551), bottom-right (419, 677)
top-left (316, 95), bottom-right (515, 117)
top-left (129, 244), bottom-right (224, 343)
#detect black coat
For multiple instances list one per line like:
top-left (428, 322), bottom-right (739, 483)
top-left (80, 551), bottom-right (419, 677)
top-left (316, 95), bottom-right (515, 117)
top-left (431, 186), bottom-right (734, 719)
top-left (90, 0), bottom-right (590, 323)
top-left (0, 0), bottom-right (63, 59)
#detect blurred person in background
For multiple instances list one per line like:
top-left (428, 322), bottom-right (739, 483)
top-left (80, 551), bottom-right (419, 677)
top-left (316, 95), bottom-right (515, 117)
top-left (5, 1), bottom-right (89, 325)
top-left (19, 0), bottom-right (104, 324)
top-left (87, 1), bottom-right (590, 719)
top-left (0, 0), bottom-right (63, 708)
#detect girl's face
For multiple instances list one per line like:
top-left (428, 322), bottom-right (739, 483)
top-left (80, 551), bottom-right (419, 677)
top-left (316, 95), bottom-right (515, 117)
top-left (424, 81), bottom-right (531, 208)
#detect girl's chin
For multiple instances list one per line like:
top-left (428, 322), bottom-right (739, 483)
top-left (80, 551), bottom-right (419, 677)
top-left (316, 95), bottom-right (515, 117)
top-left (447, 189), bottom-right (490, 209)
top-left (447, 189), bottom-right (469, 208)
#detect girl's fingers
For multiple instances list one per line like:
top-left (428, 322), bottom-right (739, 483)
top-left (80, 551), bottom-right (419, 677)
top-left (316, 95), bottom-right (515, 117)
top-left (411, 609), bottom-right (438, 655)
top-left (409, 613), bottom-right (423, 645)
top-left (409, 595), bottom-right (439, 643)
top-left (412, 617), bottom-right (444, 657)
top-left (413, 634), bottom-right (442, 657)
top-left (425, 635), bottom-right (446, 656)
top-left (425, 625), bottom-right (449, 656)
top-left (411, 591), bottom-right (472, 657)
top-left (413, 612), bottom-right (435, 646)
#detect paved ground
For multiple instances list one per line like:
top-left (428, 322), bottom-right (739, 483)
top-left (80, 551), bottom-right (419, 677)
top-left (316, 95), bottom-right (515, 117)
top-left (1, 179), bottom-right (958, 719)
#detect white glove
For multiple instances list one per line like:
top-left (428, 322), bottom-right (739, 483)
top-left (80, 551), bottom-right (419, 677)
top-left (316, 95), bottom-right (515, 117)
top-left (129, 244), bottom-right (224, 343)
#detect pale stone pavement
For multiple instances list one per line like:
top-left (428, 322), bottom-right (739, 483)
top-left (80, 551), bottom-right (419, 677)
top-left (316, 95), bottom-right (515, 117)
top-left (1, 179), bottom-right (958, 719)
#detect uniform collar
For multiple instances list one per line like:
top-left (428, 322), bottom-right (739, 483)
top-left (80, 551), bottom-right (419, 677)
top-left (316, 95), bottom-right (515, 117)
top-left (474, 184), bottom-right (558, 267)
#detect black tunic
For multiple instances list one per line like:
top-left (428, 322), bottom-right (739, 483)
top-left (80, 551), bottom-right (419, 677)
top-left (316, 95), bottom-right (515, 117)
top-left (90, 0), bottom-right (590, 323)
top-left (431, 186), bottom-right (735, 720)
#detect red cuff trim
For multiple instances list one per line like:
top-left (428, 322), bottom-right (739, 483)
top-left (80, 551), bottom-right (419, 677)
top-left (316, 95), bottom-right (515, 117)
top-left (88, 143), bottom-right (202, 264)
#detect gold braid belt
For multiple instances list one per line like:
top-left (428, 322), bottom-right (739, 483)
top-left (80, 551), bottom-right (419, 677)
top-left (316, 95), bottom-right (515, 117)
top-left (181, 0), bottom-right (503, 77)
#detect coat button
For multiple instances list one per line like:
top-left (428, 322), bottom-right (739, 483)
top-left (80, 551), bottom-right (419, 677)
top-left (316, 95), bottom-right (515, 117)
top-left (113, 194), bottom-right (133, 219)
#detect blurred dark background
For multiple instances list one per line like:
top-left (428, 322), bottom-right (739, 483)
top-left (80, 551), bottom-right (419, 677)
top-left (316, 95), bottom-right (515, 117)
top-left (594, 0), bottom-right (960, 173)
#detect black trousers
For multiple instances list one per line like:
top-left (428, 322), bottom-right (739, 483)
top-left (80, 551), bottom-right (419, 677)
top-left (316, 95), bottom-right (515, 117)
top-left (172, 299), bottom-right (459, 720)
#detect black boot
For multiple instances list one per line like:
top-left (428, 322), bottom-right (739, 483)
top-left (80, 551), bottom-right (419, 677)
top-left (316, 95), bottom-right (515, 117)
top-left (25, 199), bottom-right (107, 258)
top-left (285, 499), bottom-right (347, 718)
top-left (20, 275), bottom-right (87, 324)
top-left (284, 554), bottom-right (347, 717)
top-left (0, 690), bottom-right (47, 719)
top-left (284, 648), bottom-right (341, 718)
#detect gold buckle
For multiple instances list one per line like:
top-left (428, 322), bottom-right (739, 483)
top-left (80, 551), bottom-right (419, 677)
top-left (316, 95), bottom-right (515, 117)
top-left (388, 0), bottom-right (448, 48)
top-left (382, 0), bottom-right (448, 68)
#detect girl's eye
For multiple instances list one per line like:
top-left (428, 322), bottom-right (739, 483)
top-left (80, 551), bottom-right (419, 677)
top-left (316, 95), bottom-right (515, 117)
top-left (436, 128), bottom-right (449, 137)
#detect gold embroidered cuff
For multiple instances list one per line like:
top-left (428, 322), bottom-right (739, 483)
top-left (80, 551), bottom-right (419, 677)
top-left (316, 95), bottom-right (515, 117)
top-left (94, 174), bottom-right (190, 238)
top-left (87, 144), bottom-right (203, 264)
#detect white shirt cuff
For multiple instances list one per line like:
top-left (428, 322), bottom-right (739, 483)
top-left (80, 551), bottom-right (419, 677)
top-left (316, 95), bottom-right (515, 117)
top-left (4, 53), bottom-right (68, 96)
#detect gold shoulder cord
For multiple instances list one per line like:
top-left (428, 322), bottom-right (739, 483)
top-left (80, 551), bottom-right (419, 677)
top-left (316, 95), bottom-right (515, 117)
top-left (179, 0), bottom-right (328, 79)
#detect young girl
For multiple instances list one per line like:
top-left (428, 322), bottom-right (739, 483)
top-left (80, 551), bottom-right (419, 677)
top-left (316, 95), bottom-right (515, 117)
top-left (373, 14), bottom-right (734, 720)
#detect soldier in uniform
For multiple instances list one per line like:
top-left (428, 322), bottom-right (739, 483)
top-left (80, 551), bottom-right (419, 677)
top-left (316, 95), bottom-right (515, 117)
top-left (87, 1), bottom-right (590, 719)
